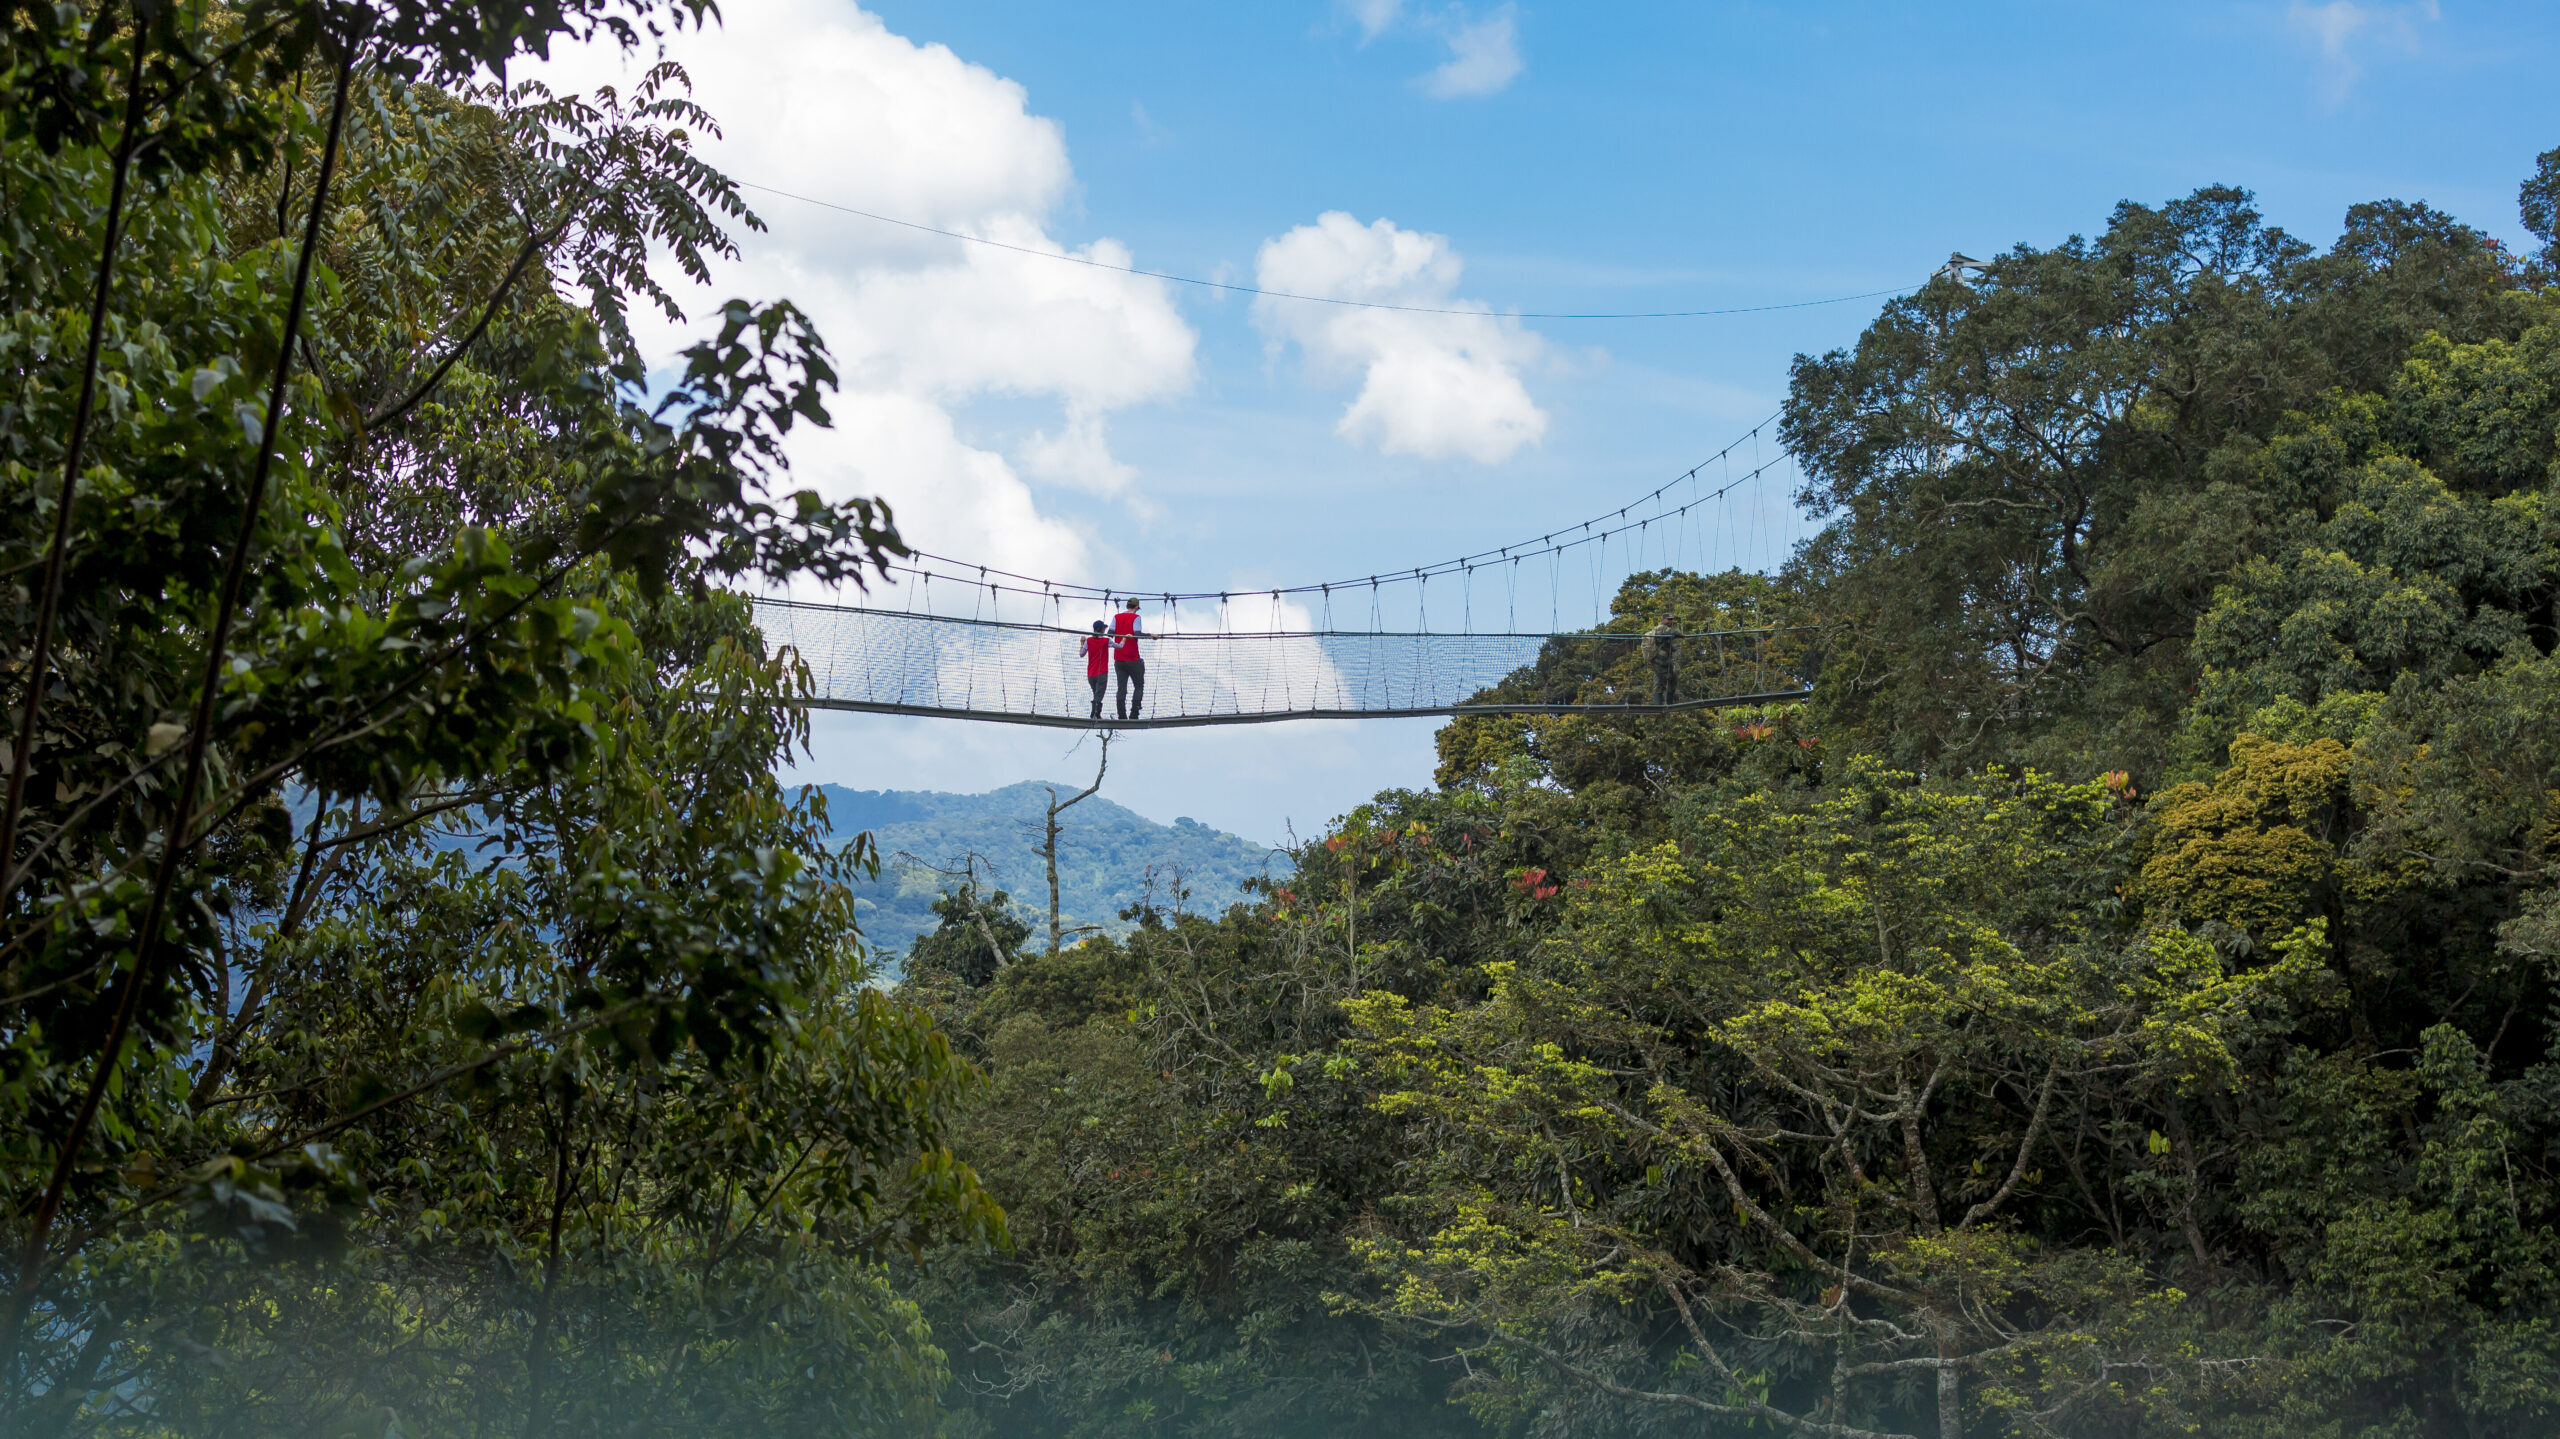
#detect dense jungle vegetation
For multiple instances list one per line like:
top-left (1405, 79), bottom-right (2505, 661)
top-left (5, 3), bottom-right (2560, 1436)
top-left (899, 171), bottom-right (2560, 1438)
top-left (0, 2), bottom-right (988, 1433)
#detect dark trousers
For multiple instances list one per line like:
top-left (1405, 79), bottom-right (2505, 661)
top-left (1087, 672), bottom-right (1108, 718)
top-left (1651, 661), bottom-right (1678, 706)
top-left (1114, 659), bottom-right (1146, 719)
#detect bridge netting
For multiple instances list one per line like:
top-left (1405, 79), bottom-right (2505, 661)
top-left (751, 597), bottom-right (1811, 729)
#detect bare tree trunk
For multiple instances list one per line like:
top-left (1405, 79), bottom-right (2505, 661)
top-left (1934, 1318), bottom-right (1962, 1439)
top-left (526, 1087), bottom-right (577, 1434)
top-left (1045, 801), bottom-right (1061, 955)
top-left (974, 905), bottom-right (1012, 977)
top-left (190, 804), bottom-right (345, 1107)
top-left (1341, 834), bottom-right (1357, 982)
top-left (2165, 1098), bottom-right (2212, 1267)
top-left (1043, 737), bottom-right (1109, 956)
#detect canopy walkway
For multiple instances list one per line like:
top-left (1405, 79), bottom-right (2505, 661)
top-left (751, 597), bottom-right (1812, 730)
top-left (754, 414), bottom-right (1819, 728)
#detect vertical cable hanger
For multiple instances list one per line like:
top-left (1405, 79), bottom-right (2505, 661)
top-left (1583, 529), bottom-right (1595, 629)
top-left (1749, 429), bottom-right (1764, 575)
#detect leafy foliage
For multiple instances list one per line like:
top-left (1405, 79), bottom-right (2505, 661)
top-left (1779, 187), bottom-right (2529, 776)
top-left (901, 169), bottom-right (2560, 1439)
top-left (0, 4), bottom-right (978, 1431)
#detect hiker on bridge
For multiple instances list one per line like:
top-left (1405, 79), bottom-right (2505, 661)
top-left (1643, 620), bottom-right (1679, 705)
top-left (1112, 598), bottom-right (1147, 720)
top-left (1081, 621), bottom-right (1112, 719)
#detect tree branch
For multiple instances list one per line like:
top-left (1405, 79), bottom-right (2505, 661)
top-left (0, 15), bottom-right (151, 910)
top-left (1959, 1061), bottom-right (2056, 1230)
top-left (11, 32), bottom-right (363, 1338)
top-left (1516, 1330), bottom-right (1918, 1439)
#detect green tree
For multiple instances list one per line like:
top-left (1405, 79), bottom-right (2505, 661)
top-left (65, 600), bottom-right (1000, 1433)
top-left (1341, 762), bottom-right (2315, 1439)
top-left (906, 880), bottom-right (1036, 990)
top-left (2521, 143), bottom-right (2560, 274)
top-left (900, 828), bottom-right (1515, 1439)
top-left (1781, 187), bottom-right (2524, 777)
top-left (0, 4), bottom-right (993, 1428)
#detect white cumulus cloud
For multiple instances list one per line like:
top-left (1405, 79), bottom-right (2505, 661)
top-left (1019, 405), bottom-right (1140, 500)
top-left (1422, 7), bottom-right (1522, 99)
top-left (1347, 0), bottom-right (1405, 41)
top-left (1253, 212), bottom-right (1547, 465)
top-left (2287, 0), bottom-right (2439, 103)
top-left (530, 1), bottom-right (1196, 591)
top-left (1343, 0), bottom-right (1522, 98)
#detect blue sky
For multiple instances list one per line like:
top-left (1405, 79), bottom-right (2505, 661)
top-left (551, 1), bottom-right (2557, 845)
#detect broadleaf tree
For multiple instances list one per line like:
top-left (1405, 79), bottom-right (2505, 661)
top-left (0, 2), bottom-right (993, 1430)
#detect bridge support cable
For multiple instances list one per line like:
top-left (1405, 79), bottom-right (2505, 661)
top-left (871, 413), bottom-right (1800, 626)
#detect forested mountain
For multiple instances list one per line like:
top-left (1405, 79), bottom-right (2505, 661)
top-left (7, 4), bottom-right (2560, 1435)
top-left (815, 782), bottom-right (1279, 961)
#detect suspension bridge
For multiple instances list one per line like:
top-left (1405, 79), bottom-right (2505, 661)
top-left (756, 418), bottom-right (1818, 729)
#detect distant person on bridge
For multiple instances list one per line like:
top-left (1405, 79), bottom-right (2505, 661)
top-left (1112, 598), bottom-right (1146, 720)
top-left (1081, 621), bottom-right (1112, 719)
top-left (1643, 620), bottom-right (1679, 705)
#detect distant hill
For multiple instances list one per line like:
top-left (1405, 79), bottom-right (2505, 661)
top-left (812, 782), bottom-right (1285, 965)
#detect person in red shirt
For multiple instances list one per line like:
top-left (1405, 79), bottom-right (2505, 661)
top-left (1079, 621), bottom-right (1112, 718)
top-left (1111, 598), bottom-right (1146, 720)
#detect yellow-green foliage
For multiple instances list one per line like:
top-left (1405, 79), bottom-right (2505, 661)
top-left (2139, 734), bottom-right (2348, 935)
top-left (1327, 759), bottom-right (2321, 1435)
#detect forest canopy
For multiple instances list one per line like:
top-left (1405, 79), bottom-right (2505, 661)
top-left (4, 3), bottom-right (2560, 1436)
top-left (900, 166), bottom-right (2560, 1439)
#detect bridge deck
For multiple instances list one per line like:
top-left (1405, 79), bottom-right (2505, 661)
top-left (793, 689), bottom-right (1815, 729)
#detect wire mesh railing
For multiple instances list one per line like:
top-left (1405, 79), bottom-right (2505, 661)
top-left (751, 597), bottom-right (1813, 729)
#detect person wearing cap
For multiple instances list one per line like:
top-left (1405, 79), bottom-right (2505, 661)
top-left (1111, 598), bottom-right (1146, 720)
top-left (1080, 620), bottom-right (1112, 719)
top-left (1642, 619), bottom-right (1680, 705)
